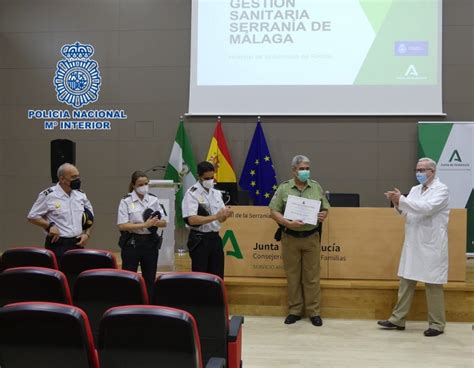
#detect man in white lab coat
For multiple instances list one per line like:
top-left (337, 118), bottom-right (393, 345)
top-left (377, 157), bottom-right (449, 337)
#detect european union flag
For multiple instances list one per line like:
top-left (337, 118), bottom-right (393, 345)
top-left (239, 121), bottom-right (277, 205)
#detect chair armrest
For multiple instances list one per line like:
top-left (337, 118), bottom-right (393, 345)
top-left (206, 357), bottom-right (226, 368)
top-left (228, 315), bottom-right (244, 342)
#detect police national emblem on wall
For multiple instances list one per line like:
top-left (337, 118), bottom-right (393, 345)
top-left (53, 41), bottom-right (102, 109)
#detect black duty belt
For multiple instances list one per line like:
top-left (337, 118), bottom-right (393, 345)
top-left (190, 230), bottom-right (220, 238)
top-left (46, 236), bottom-right (78, 240)
top-left (132, 234), bottom-right (154, 239)
top-left (284, 227), bottom-right (318, 238)
top-left (45, 236), bottom-right (79, 246)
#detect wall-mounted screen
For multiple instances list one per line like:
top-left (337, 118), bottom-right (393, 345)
top-left (188, 0), bottom-right (443, 116)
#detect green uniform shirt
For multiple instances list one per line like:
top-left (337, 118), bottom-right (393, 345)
top-left (269, 178), bottom-right (330, 232)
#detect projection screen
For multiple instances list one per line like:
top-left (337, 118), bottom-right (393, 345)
top-left (188, 0), bottom-right (443, 116)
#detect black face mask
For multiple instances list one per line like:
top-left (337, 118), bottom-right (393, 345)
top-left (70, 178), bottom-right (81, 190)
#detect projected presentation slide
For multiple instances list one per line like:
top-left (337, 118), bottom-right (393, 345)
top-left (189, 0), bottom-right (442, 115)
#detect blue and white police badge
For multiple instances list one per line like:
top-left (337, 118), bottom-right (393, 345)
top-left (53, 42), bottom-right (101, 109)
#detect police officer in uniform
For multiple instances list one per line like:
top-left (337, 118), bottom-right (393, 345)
top-left (269, 155), bottom-right (330, 327)
top-left (27, 163), bottom-right (93, 262)
top-left (182, 161), bottom-right (232, 279)
top-left (117, 171), bottom-right (167, 297)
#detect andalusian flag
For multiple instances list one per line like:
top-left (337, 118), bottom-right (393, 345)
top-left (164, 118), bottom-right (198, 227)
top-left (206, 117), bottom-right (238, 204)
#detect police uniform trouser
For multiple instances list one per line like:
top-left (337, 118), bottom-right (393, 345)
top-left (188, 230), bottom-right (224, 279)
top-left (281, 231), bottom-right (321, 317)
top-left (389, 277), bottom-right (446, 331)
top-left (45, 236), bottom-right (81, 263)
top-left (121, 234), bottom-right (158, 299)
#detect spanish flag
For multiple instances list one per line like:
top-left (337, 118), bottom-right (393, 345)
top-left (206, 117), bottom-right (238, 204)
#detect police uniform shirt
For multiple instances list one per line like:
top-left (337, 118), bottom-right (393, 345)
top-left (182, 181), bottom-right (225, 233)
top-left (27, 183), bottom-right (94, 238)
top-left (269, 178), bottom-right (330, 232)
top-left (117, 191), bottom-right (165, 235)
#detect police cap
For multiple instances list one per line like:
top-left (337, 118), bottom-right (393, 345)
top-left (82, 208), bottom-right (94, 230)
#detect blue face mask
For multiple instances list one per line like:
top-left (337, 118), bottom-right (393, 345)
top-left (416, 172), bottom-right (428, 185)
top-left (297, 170), bottom-right (310, 182)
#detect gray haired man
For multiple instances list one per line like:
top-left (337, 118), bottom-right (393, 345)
top-left (378, 158), bottom-right (449, 337)
top-left (269, 155), bottom-right (330, 326)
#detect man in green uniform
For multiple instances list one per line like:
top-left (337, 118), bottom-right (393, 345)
top-left (269, 155), bottom-right (330, 326)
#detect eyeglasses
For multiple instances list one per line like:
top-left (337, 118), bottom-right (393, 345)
top-left (415, 168), bottom-right (433, 173)
top-left (297, 167), bottom-right (310, 171)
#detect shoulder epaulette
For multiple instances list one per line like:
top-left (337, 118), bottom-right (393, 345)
top-left (77, 189), bottom-right (85, 193)
top-left (122, 193), bottom-right (131, 199)
top-left (280, 180), bottom-right (289, 185)
top-left (149, 193), bottom-right (157, 197)
top-left (190, 186), bottom-right (198, 192)
top-left (42, 188), bottom-right (53, 196)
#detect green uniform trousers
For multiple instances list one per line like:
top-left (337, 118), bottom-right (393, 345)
top-left (281, 232), bottom-right (321, 317)
top-left (389, 277), bottom-right (446, 331)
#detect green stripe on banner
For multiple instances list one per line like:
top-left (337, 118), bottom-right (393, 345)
top-left (466, 189), bottom-right (474, 253)
top-left (355, 0), bottom-right (438, 85)
top-left (418, 123), bottom-right (453, 163)
top-left (359, 0), bottom-right (393, 34)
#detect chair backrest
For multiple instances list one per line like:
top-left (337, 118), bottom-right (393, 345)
top-left (60, 249), bottom-right (117, 290)
top-left (153, 272), bottom-right (228, 364)
top-left (0, 302), bottom-right (99, 368)
top-left (327, 193), bottom-right (360, 207)
top-left (73, 269), bottom-right (148, 343)
top-left (2, 247), bottom-right (58, 270)
top-left (0, 267), bottom-right (72, 307)
top-left (99, 305), bottom-right (203, 368)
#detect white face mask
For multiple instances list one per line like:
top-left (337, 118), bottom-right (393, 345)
top-left (201, 179), bottom-right (214, 190)
top-left (135, 184), bottom-right (149, 196)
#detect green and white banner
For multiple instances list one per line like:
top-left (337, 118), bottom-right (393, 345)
top-left (418, 122), bottom-right (474, 253)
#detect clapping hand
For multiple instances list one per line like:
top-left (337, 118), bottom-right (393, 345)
top-left (384, 188), bottom-right (401, 206)
top-left (216, 207), bottom-right (233, 222)
top-left (144, 216), bottom-right (161, 228)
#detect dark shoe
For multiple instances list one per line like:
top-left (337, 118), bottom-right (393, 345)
top-left (310, 315), bottom-right (323, 326)
top-left (424, 328), bottom-right (444, 337)
top-left (284, 314), bottom-right (301, 324)
top-left (377, 320), bottom-right (405, 330)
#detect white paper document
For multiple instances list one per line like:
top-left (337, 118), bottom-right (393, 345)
top-left (283, 195), bottom-right (321, 225)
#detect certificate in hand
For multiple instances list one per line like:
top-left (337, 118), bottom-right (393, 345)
top-left (283, 195), bottom-right (321, 225)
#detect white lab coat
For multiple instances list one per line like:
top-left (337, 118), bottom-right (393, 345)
top-left (397, 177), bottom-right (450, 284)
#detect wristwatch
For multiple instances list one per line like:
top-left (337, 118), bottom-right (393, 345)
top-left (46, 222), bottom-right (55, 231)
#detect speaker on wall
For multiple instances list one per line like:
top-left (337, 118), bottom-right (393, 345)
top-left (51, 139), bottom-right (76, 183)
